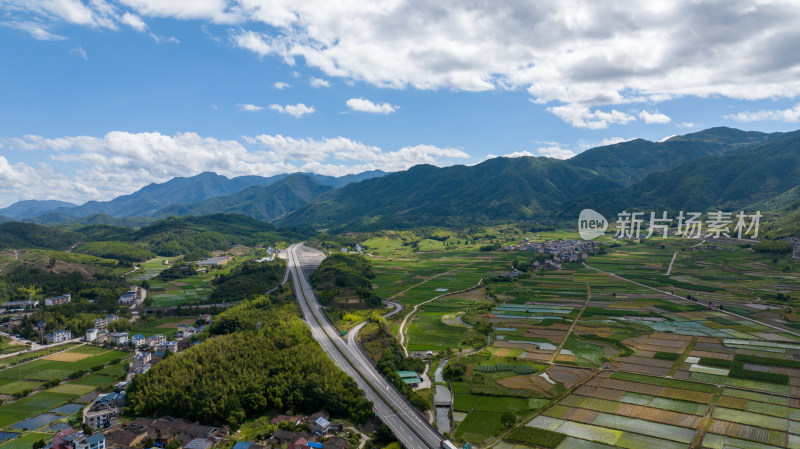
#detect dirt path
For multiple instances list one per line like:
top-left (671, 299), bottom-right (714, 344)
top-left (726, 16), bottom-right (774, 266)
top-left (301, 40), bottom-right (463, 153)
top-left (665, 251), bottom-right (678, 275)
top-left (13, 250), bottom-right (18, 261)
top-left (398, 278), bottom-right (484, 357)
top-left (549, 283), bottom-right (591, 364)
top-left (387, 263), bottom-right (476, 301)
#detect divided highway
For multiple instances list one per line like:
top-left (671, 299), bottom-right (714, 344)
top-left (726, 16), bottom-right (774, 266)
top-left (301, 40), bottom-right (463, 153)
top-left (287, 244), bottom-right (443, 449)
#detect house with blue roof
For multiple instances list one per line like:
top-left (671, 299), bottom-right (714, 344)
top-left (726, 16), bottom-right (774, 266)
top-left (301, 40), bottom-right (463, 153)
top-left (131, 334), bottom-right (146, 347)
top-left (311, 417), bottom-right (330, 435)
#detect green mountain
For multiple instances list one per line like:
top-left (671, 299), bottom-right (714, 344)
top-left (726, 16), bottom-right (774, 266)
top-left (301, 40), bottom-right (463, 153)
top-left (282, 127), bottom-right (799, 232)
top-left (280, 156), bottom-right (624, 230)
top-left (153, 174), bottom-right (333, 221)
top-left (566, 127), bottom-right (782, 185)
top-left (0, 222), bottom-right (81, 251)
top-left (561, 130), bottom-right (800, 218)
top-left (6, 170), bottom-right (386, 221)
top-left (24, 213), bottom-right (156, 228)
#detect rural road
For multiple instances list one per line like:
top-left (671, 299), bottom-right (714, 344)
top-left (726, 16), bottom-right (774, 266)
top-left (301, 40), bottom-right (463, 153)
top-left (287, 244), bottom-right (443, 449)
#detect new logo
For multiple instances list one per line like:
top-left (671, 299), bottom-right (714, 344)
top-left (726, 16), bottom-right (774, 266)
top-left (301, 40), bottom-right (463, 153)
top-left (578, 209), bottom-right (607, 240)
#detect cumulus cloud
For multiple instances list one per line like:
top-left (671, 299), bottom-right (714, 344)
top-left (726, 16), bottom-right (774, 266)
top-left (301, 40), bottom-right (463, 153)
top-left (346, 98), bottom-right (397, 114)
top-left (273, 81), bottom-right (290, 89)
top-left (309, 77), bottom-right (330, 88)
top-left (237, 103), bottom-right (263, 111)
top-left (269, 103), bottom-right (315, 118)
top-left (547, 105), bottom-right (636, 129)
top-left (0, 131), bottom-right (470, 206)
top-left (9, 1), bottom-right (800, 121)
top-left (537, 146), bottom-right (576, 160)
top-left (639, 110), bottom-right (671, 124)
top-left (724, 103), bottom-right (800, 122)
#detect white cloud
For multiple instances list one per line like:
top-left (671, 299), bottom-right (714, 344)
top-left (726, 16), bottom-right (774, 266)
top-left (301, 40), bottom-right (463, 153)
top-left (659, 134), bottom-right (678, 142)
top-left (7, 1), bottom-right (800, 112)
top-left (639, 110), bottom-right (671, 124)
top-left (547, 105), bottom-right (636, 129)
top-left (5, 21), bottom-right (67, 41)
top-left (309, 77), bottom-right (330, 88)
top-left (269, 103), bottom-right (315, 118)
top-left (724, 103), bottom-right (800, 122)
top-left (70, 46), bottom-right (87, 60)
top-left (537, 146), bottom-right (576, 160)
top-left (237, 103), bottom-right (263, 111)
top-left (346, 98), bottom-right (397, 114)
top-left (677, 122), bottom-right (697, 128)
top-left (150, 33), bottom-right (180, 44)
top-left (120, 12), bottom-right (147, 31)
top-left (273, 81), bottom-right (290, 89)
top-left (0, 131), bottom-right (469, 206)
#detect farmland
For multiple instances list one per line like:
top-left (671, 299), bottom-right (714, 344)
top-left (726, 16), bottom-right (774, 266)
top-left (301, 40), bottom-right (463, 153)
top-left (359, 227), bottom-right (800, 447)
top-left (0, 345), bottom-right (129, 445)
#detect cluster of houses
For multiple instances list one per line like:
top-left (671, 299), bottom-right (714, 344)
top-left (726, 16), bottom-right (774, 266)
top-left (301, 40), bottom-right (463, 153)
top-left (118, 286), bottom-right (147, 307)
top-left (502, 239), bottom-right (596, 270)
top-left (76, 413), bottom-right (350, 449)
top-left (339, 244), bottom-right (362, 254)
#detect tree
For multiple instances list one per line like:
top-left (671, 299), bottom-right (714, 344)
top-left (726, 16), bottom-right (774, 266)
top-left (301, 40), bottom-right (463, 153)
top-left (501, 412), bottom-right (517, 427)
top-left (166, 440), bottom-right (181, 449)
top-left (82, 424), bottom-right (93, 436)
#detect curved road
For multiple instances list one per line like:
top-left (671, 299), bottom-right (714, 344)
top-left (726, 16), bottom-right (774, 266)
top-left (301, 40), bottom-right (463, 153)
top-left (287, 244), bottom-right (443, 449)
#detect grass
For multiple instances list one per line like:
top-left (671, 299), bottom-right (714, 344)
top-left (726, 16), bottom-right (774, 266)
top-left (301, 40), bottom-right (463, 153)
top-left (453, 394), bottom-right (531, 413)
top-left (453, 410), bottom-right (505, 442)
top-left (610, 371), bottom-right (717, 393)
top-left (505, 427), bottom-right (566, 448)
top-left (0, 381), bottom-right (42, 395)
top-left (0, 432), bottom-right (50, 449)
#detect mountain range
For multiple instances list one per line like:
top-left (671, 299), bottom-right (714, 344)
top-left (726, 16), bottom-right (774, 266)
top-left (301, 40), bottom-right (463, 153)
top-left (2, 127), bottom-right (798, 237)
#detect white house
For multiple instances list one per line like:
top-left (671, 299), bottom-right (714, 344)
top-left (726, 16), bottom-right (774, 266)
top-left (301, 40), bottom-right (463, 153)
top-left (46, 329), bottom-right (72, 343)
top-left (45, 294), bottom-right (72, 306)
top-left (118, 286), bottom-right (147, 306)
top-left (156, 340), bottom-right (178, 353)
top-left (130, 334), bottom-right (146, 347)
top-left (85, 328), bottom-right (98, 342)
top-left (111, 332), bottom-right (129, 346)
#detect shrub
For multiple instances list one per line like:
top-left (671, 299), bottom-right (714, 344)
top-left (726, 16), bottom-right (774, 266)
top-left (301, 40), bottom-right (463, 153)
top-left (505, 427), bottom-right (567, 448)
top-left (653, 352), bottom-right (681, 361)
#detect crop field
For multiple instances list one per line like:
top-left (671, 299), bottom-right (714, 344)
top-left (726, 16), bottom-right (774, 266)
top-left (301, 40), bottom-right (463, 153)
top-left (366, 230), bottom-right (800, 447)
top-left (0, 344), bottom-right (128, 442)
top-left (130, 316), bottom-right (199, 338)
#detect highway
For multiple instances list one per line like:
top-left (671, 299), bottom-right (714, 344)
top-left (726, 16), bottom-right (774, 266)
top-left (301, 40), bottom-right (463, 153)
top-left (287, 244), bottom-right (443, 449)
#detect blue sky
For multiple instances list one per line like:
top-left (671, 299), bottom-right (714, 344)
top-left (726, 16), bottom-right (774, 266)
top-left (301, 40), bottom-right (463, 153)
top-left (1, 1), bottom-right (800, 207)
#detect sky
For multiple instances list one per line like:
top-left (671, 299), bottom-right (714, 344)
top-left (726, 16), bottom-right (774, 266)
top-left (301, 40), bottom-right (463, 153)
top-left (1, 1), bottom-right (800, 208)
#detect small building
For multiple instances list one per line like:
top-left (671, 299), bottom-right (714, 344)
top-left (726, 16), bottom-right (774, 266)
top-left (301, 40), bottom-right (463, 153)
top-left (119, 286), bottom-right (147, 306)
top-left (46, 329), bottom-right (72, 344)
top-left (84, 392), bottom-right (125, 429)
top-left (131, 352), bottom-right (152, 372)
top-left (94, 317), bottom-right (108, 329)
top-left (396, 370), bottom-right (422, 387)
top-left (73, 433), bottom-right (106, 449)
top-left (176, 325), bottom-right (196, 339)
top-left (311, 417), bottom-right (330, 435)
top-left (45, 294), bottom-right (72, 307)
top-left (112, 332), bottom-right (129, 346)
top-left (131, 334), bottom-right (146, 348)
top-left (156, 341), bottom-right (178, 353)
top-left (2, 299), bottom-right (39, 310)
top-left (147, 334), bottom-right (167, 347)
top-left (86, 328), bottom-right (98, 342)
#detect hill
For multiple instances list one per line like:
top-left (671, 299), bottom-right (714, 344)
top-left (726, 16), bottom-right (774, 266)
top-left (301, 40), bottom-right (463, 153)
top-left (560, 130), bottom-right (800, 218)
top-left (280, 156), bottom-right (624, 230)
top-left (566, 127), bottom-right (782, 185)
top-left (0, 200), bottom-right (76, 220)
top-left (5, 170), bottom-right (387, 221)
top-left (0, 222), bottom-right (81, 251)
top-left (153, 174), bottom-right (333, 221)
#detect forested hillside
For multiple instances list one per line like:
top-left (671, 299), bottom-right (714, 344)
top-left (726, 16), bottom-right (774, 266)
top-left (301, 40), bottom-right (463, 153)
top-left (311, 254), bottom-right (381, 307)
top-left (125, 299), bottom-right (374, 426)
